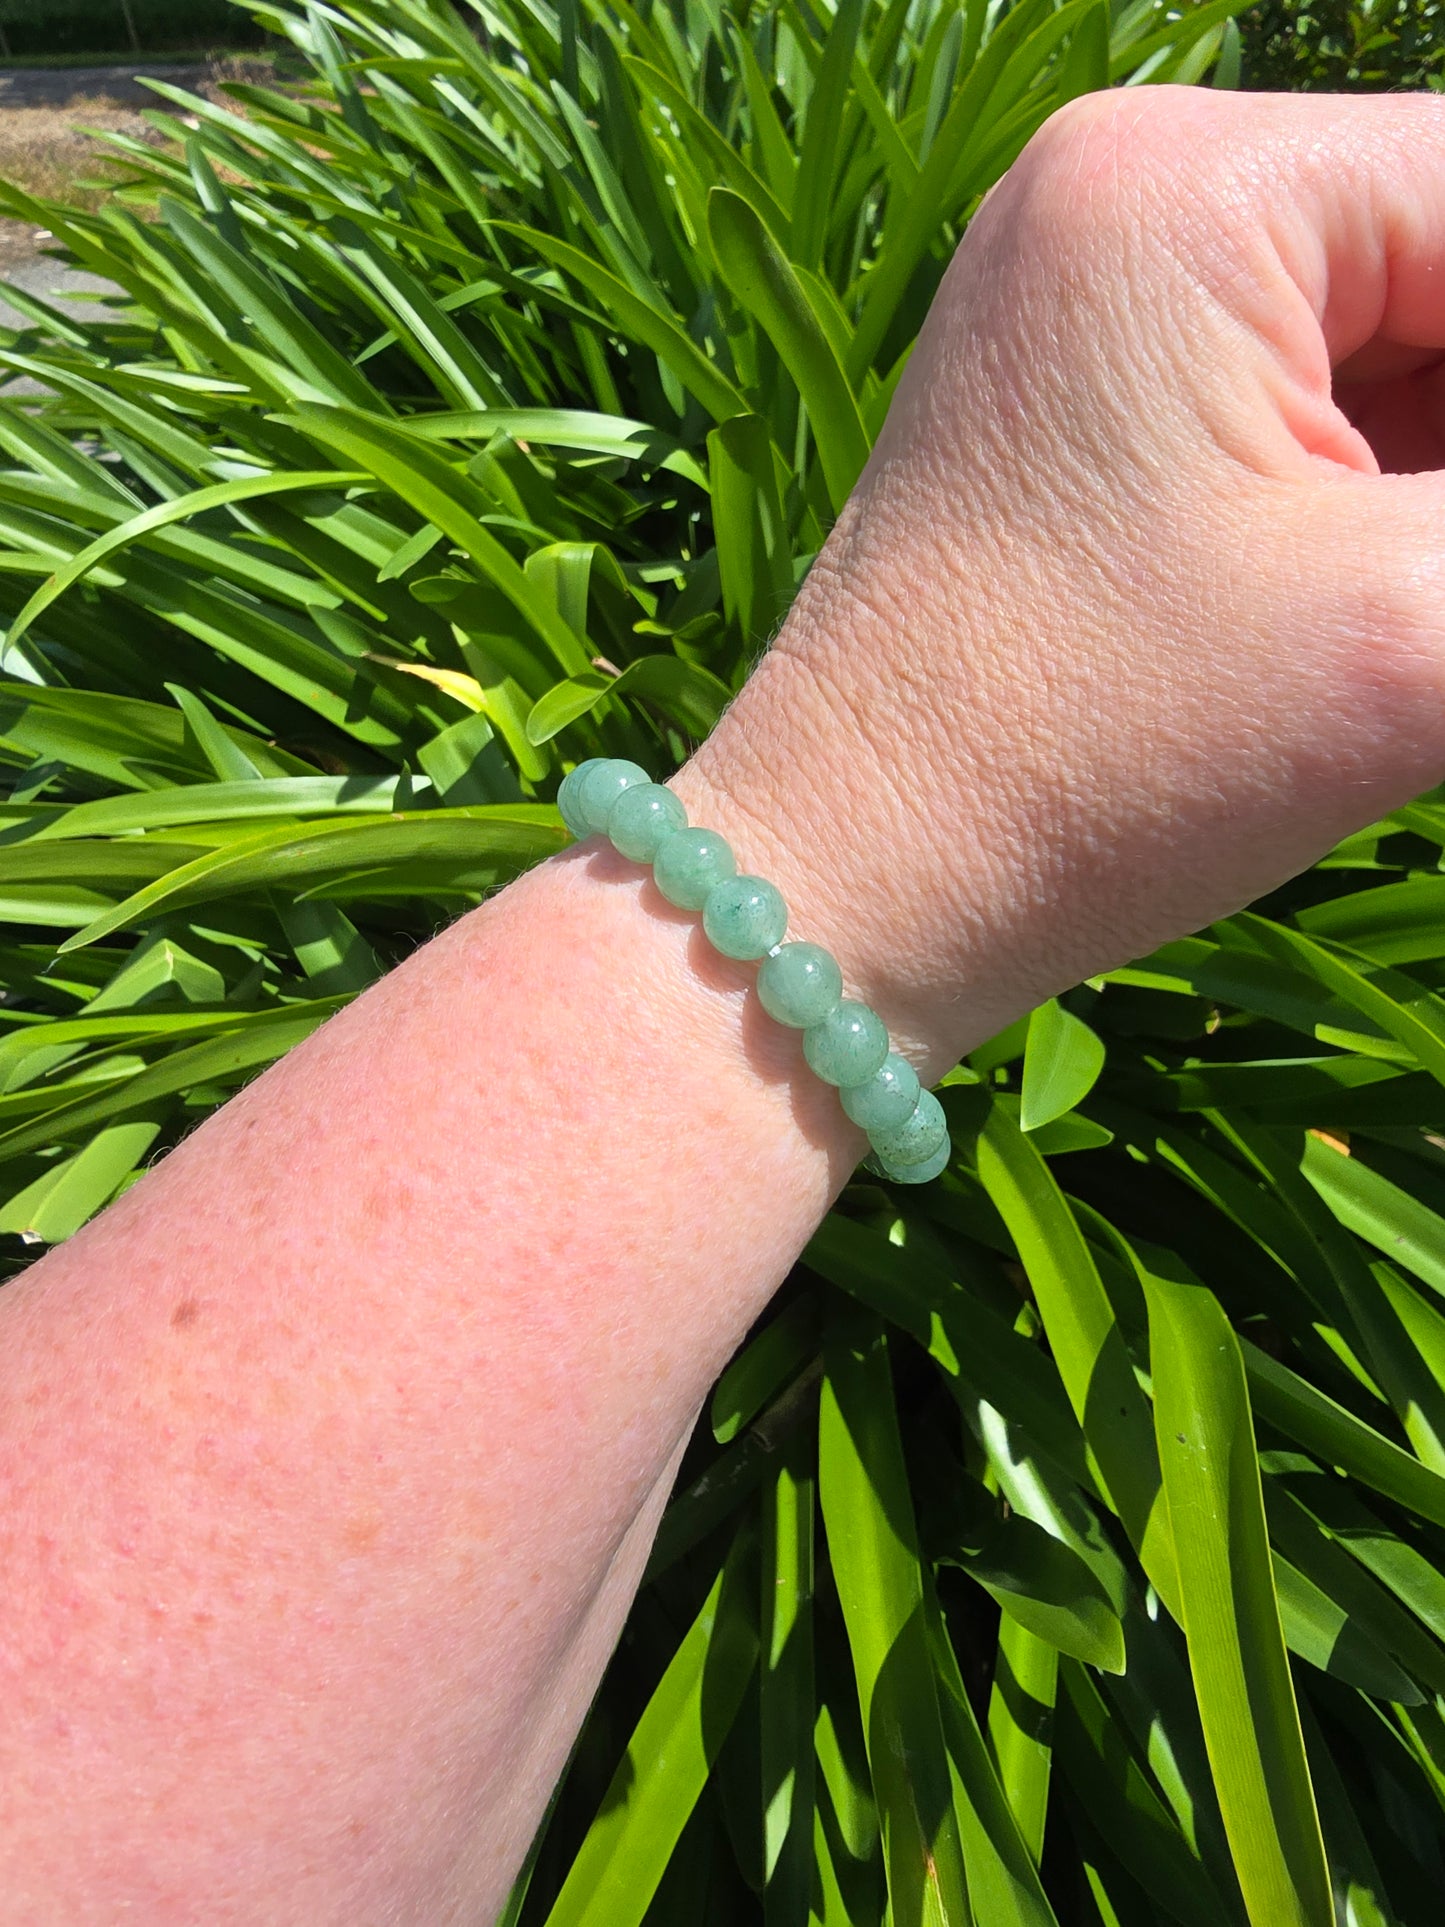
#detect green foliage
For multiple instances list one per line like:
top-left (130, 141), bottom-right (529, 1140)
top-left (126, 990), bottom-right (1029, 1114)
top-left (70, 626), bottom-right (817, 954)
top-left (1239, 0), bottom-right (1445, 90)
top-left (4, 1), bottom-right (1445, 1922)
top-left (0, 0), bottom-right (268, 58)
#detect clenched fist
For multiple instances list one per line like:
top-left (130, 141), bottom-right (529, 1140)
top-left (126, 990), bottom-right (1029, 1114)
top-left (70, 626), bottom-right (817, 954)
top-left (679, 89), bottom-right (1445, 1076)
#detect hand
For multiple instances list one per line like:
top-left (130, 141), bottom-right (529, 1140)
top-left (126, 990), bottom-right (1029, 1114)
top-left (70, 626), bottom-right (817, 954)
top-left (678, 89), bottom-right (1445, 1079)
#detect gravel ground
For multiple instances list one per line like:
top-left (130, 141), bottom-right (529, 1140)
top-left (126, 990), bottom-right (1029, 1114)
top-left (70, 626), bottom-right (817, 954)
top-left (0, 252), bottom-right (121, 395)
top-left (0, 252), bottom-right (121, 332)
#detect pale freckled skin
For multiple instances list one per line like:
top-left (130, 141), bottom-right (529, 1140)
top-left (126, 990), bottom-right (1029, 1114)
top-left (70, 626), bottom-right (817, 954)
top-left (342, 1510), bottom-right (384, 1556)
top-left (3, 87), bottom-right (1445, 1923)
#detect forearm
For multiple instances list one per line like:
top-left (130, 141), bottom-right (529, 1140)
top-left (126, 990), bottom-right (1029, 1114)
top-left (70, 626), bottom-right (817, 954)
top-left (0, 628), bottom-right (989, 1919)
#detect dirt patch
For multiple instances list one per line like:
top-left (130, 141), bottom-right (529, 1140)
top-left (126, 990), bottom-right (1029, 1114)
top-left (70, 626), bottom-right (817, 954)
top-left (0, 57), bottom-right (278, 269)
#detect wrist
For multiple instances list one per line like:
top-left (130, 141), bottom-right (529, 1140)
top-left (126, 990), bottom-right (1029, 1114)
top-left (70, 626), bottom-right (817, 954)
top-left (669, 566), bottom-right (1031, 1085)
top-left (667, 669), bottom-right (963, 1084)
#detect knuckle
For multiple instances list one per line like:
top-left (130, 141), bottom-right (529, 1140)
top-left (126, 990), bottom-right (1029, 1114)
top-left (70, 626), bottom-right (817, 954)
top-left (1035, 84), bottom-right (1148, 151)
top-left (1004, 85), bottom-right (1227, 247)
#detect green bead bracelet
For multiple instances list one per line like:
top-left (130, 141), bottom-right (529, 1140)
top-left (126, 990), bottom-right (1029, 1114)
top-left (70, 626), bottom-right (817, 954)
top-left (556, 756), bottom-right (952, 1186)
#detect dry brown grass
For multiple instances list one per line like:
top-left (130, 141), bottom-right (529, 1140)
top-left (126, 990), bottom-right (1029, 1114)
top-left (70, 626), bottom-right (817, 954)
top-left (0, 103), bottom-right (154, 263)
top-left (0, 58), bottom-right (278, 267)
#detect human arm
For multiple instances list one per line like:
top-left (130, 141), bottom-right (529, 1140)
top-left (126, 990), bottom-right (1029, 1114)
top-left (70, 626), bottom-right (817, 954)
top-left (3, 87), bottom-right (1445, 1920)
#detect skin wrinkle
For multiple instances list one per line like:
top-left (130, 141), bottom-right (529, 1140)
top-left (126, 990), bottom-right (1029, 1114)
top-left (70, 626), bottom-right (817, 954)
top-left (1363, 113), bottom-right (1445, 350)
top-left (771, 540), bottom-right (1031, 999)
top-left (683, 576), bottom-right (990, 1066)
top-left (1271, 109), bottom-right (1445, 370)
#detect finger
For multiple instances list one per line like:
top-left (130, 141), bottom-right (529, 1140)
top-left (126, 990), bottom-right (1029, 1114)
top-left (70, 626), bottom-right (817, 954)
top-left (1117, 96), bottom-right (1445, 775)
top-left (1191, 89), bottom-right (1445, 366)
top-left (1034, 88), bottom-right (1445, 363)
top-left (987, 90), bottom-right (1445, 478)
top-left (1184, 90), bottom-right (1445, 478)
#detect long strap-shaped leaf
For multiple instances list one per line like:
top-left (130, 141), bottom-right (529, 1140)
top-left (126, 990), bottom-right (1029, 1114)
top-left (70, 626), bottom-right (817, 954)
top-left (158, 194), bottom-right (386, 411)
top-left (1232, 912), bottom-right (1445, 1087)
top-left (282, 404), bottom-right (595, 677)
top-left (709, 412), bottom-right (795, 648)
top-left (928, 1592), bottom-right (1061, 1927)
top-left (55, 809), bottom-right (562, 953)
top-left (1143, 1271), bottom-right (1332, 1927)
top-left (708, 187), bottom-right (870, 514)
top-left (2, 472), bottom-right (367, 657)
top-left (986, 1615), bottom-right (1057, 1867)
top-left (0, 1003), bottom-right (345, 1162)
top-left (819, 1305), bottom-right (972, 1927)
top-left (491, 220), bottom-right (750, 424)
top-left (976, 1102), bottom-right (1180, 1615)
top-left (791, 0), bottom-right (867, 269)
top-left (1242, 1334), bottom-right (1445, 1531)
top-left (406, 406), bottom-right (708, 487)
top-left (542, 1531), bottom-right (759, 1927)
top-left (524, 654), bottom-right (731, 746)
top-left (846, 0), bottom-right (1072, 379)
top-left (761, 1436), bottom-right (815, 1925)
top-left (624, 55), bottom-right (793, 251)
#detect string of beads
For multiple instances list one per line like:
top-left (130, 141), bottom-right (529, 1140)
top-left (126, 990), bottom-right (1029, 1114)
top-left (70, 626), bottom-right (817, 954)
top-left (556, 757), bottom-right (952, 1185)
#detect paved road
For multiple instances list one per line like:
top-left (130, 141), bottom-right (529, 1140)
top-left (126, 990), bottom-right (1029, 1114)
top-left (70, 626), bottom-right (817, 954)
top-left (0, 62), bottom-right (216, 111)
top-left (0, 234), bottom-right (123, 396)
top-left (0, 250), bottom-right (118, 327)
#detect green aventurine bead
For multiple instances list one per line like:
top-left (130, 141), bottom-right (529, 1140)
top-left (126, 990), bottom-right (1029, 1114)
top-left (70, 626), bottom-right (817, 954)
top-left (840, 1053), bottom-right (921, 1133)
top-left (607, 782), bottom-right (688, 862)
top-left (757, 942), bottom-right (844, 1028)
top-left (703, 875), bottom-right (788, 960)
top-left (653, 828), bottom-right (736, 911)
top-left (577, 758), bottom-right (650, 835)
top-left (869, 1088), bottom-right (948, 1168)
top-left (557, 758), bottom-right (606, 840)
top-left (803, 1001), bottom-right (889, 1088)
top-left (875, 1134), bottom-right (952, 1185)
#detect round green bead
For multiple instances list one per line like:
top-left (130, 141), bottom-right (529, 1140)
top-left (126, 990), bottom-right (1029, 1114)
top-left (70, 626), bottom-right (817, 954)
top-left (840, 1053), bottom-right (922, 1133)
top-left (757, 942), bottom-right (844, 1029)
top-left (803, 1001), bottom-right (889, 1088)
top-left (576, 758), bottom-right (650, 835)
top-left (703, 875), bottom-right (788, 961)
top-left (557, 758), bottom-right (607, 840)
top-left (869, 1088), bottom-right (948, 1168)
top-left (652, 828), bottom-right (736, 911)
top-left (607, 782), bottom-right (688, 862)
top-left (876, 1134), bottom-right (952, 1185)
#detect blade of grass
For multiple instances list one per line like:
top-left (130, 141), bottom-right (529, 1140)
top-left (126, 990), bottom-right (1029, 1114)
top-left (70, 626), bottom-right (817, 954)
top-left (707, 188), bottom-right (870, 513)
top-left (1144, 1270), bottom-right (1332, 1927)
top-left (819, 1301), bottom-right (972, 1926)
top-left (542, 1528), bottom-right (760, 1927)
